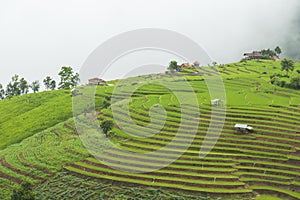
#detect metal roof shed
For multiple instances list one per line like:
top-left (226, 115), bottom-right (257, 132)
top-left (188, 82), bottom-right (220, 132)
top-left (234, 124), bottom-right (253, 133)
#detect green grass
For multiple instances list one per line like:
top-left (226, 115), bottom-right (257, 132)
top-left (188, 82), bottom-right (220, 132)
top-left (255, 195), bottom-right (283, 200)
top-left (0, 90), bottom-right (73, 150)
top-left (34, 172), bottom-right (254, 200)
top-left (0, 60), bottom-right (300, 199)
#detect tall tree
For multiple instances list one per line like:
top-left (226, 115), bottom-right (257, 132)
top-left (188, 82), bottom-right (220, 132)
top-left (49, 79), bottom-right (56, 90)
top-left (275, 46), bottom-right (282, 56)
top-left (6, 75), bottom-right (21, 98)
top-left (19, 77), bottom-right (29, 94)
top-left (168, 60), bottom-right (179, 72)
top-left (0, 84), bottom-right (5, 100)
top-left (281, 58), bottom-right (294, 76)
top-left (43, 76), bottom-right (56, 90)
top-left (30, 81), bottom-right (40, 93)
top-left (58, 66), bottom-right (80, 89)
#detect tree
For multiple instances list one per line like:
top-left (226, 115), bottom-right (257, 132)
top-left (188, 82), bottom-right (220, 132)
top-left (100, 120), bottom-right (113, 137)
top-left (168, 61), bottom-right (179, 72)
top-left (193, 61), bottom-right (200, 67)
top-left (58, 66), bottom-right (80, 89)
top-left (19, 78), bottom-right (29, 94)
top-left (212, 61), bottom-right (218, 67)
top-left (0, 84), bottom-right (5, 100)
top-left (281, 58), bottom-right (294, 76)
top-left (102, 96), bottom-right (111, 108)
top-left (275, 46), bottom-right (282, 56)
top-left (6, 75), bottom-right (21, 98)
top-left (261, 49), bottom-right (276, 58)
top-left (271, 76), bottom-right (279, 85)
top-left (102, 100), bottom-right (111, 109)
top-left (30, 81), bottom-right (40, 93)
top-left (43, 76), bottom-right (56, 90)
top-left (290, 75), bottom-right (300, 89)
top-left (11, 182), bottom-right (35, 200)
top-left (49, 80), bottom-right (56, 90)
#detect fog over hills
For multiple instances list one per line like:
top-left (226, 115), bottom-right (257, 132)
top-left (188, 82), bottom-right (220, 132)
top-left (0, 0), bottom-right (300, 85)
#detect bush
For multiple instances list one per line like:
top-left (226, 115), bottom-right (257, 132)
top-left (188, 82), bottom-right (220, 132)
top-left (280, 80), bottom-right (287, 87)
top-left (100, 120), bottom-right (114, 137)
top-left (11, 183), bottom-right (35, 200)
top-left (270, 73), bottom-right (289, 79)
top-left (289, 76), bottom-right (300, 89)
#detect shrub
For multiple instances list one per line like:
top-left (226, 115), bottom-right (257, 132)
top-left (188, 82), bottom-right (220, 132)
top-left (289, 76), bottom-right (300, 89)
top-left (100, 120), bottom-right (114, 137)
top-left (280, 80), bottom-right (286, 87)
top-left (11, 183), bottom-right (35, 200)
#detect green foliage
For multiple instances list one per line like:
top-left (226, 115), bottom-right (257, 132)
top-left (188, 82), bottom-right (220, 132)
top-left (102, 100), bottom-right (111, 109)
top-left (19, 78), bottom-right (29, 95)
top-left (30, 81), bottom-right (40, 93)
top-left (34, 173), bottom-right (253, 200)
top-left (6, 75), bottom-right (21, 98)
top-left (100, 120), bottom-right (113, 136)
top-left (281, 58), bottom-right (294, 76)
top-left (0, 59), bottom-right (300, 200)
top-left (43, 76), bottom-right (56, 90)
top-left (102, 96), bottom-right (111, 109)
top-left (0, 83), bottom-right (5, 100)
top-left (255, 194), bottom-right (282, 200)
top-left (11, 183), bottom-right (35, 200)
top-left (168, 60), bottom-right (179, 72)
top-left (58, 66), bottom-right (80, 89)
top-left (289, 75), bottom-right (300, 89)
top-left (0, 90), bottom-right (73, 149)
top-left (274, 46), bottom-right (282, 56)
top-left (261, 49), bottom-right (276, 59)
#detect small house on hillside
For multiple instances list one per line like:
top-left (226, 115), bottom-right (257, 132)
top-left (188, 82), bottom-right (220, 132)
top-left (88, 78), bottom-right (107, 86)
top-left (180, 63), bottom-right (191, 69)
top-left (243, 51), bottom-right (263, 60)
top-left (234, 124), bottom-right (253, 133)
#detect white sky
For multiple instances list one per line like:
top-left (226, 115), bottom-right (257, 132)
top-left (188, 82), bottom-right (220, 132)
top-left (0, 0), bottom-right (299, 86)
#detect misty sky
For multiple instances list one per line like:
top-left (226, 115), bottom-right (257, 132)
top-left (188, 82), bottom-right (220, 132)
top-left (0, 0), bottom-right (299, 86)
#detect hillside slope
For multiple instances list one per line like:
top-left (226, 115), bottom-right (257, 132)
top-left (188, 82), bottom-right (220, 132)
top-left (0, 90), bottom-right (72, 150)
top-left (0, 60), bottom-right (299, 199)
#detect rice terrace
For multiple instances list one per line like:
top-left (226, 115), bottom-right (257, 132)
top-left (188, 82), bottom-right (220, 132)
top-left (0, 57), bottom-right (300, 199)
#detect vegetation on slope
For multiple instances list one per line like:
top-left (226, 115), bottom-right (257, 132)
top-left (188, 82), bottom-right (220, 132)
top-left (0, 90), bottom-right (73, 150)
top-left (0, 60), bottom-right (299, 199)
top-left (34, 172), bottom-right (254, 200)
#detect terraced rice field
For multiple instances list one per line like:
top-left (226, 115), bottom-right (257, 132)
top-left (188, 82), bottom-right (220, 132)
top-left (66, 60), bottom-right (300, 199)
top-left (0, 120), bottom-right (90, 198)
top-left (0, 60), bottom-right (299, 199)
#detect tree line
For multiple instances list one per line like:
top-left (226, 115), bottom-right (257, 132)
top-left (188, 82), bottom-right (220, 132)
top-left (0, 66), bottom-right (79, 100)
top-left (270, 58), bottom-right (300, 89)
